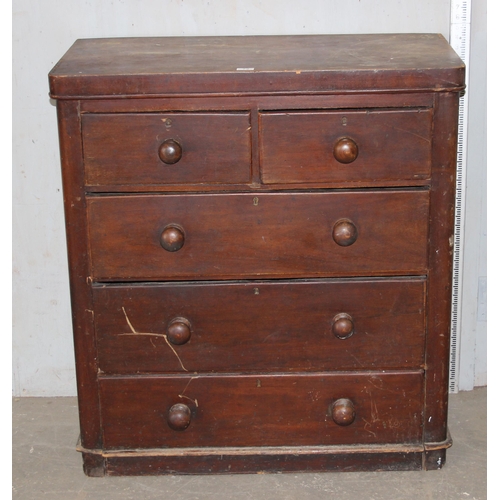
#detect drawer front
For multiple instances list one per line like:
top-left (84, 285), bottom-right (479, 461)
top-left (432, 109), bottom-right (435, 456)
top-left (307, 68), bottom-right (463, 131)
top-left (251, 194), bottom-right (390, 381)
top-left (82, 113), bottom-right (252, 187)
top-left (87, 190), bottom-right (429, 280)
top-left (99, 372), bottom-right (424, 449)
top-left (260, 109), bottom-right (432, 185)
top-left (93, 278), bottom-right (426, 374)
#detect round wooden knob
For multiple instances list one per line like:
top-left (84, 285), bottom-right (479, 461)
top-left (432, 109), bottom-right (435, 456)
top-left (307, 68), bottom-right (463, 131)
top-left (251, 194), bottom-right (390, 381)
top-left (333, 137), bottom-right (358, 164)
top-left (332, 313), bottom-right (354, 339)
top-left (160, 225), bottom-right (185, 252)
top-left (332, 219), bottom-right (358, 247)
top-left (331, 398), bottom-right (356, 426)
top-left (159, 139), bottom-right (182, 164)
top-left (167, 403), bottom-right (191, 431)
top-left (167, 318), bottom-right (192, 345)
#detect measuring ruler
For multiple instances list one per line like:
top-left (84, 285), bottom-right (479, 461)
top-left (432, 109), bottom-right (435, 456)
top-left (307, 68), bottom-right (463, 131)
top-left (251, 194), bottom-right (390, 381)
top-left (448, 1), bottom-right (471, 393)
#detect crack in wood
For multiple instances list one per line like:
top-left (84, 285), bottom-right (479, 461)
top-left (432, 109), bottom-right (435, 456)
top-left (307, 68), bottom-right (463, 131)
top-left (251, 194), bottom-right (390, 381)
top-left (119, 307), bottom-right (188, 372)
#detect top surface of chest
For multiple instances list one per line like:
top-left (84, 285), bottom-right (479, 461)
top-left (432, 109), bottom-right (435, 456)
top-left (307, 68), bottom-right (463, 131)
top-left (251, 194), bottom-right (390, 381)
top-left (49, 34), bottom-right (465, 98)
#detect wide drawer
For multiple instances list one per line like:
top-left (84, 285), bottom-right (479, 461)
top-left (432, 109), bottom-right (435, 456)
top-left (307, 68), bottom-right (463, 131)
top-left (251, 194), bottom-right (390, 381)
top-left (87, 190), bottom-right (429, 280)
top-left (93, 278), bottom-right (426, 374)
top-left (99, 372), bottom-right (424, 449)
top-left (82, 113), bottom-right (252, 187)
top-left (259, 109), bottom-right (432, 185)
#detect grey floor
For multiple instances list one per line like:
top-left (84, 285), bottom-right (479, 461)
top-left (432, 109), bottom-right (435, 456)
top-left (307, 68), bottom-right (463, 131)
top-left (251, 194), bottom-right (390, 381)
top-left (13, 387), bottom-right (486, 500)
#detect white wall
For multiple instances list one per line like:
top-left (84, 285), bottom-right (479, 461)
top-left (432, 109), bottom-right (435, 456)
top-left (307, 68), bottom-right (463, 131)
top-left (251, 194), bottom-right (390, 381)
top-left (13, 0), bottom-right (478, 396)
top-left (458, 0), bottom-right (487, 389)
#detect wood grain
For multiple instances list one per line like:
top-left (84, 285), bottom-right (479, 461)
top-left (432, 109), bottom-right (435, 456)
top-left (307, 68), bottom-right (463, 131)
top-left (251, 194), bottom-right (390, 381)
top-left (49, 34), bottom-right (464, 97)
top-left (50, 34), bottom-right (464, 475)
top-left (424, 92), bottom-right (460, 444)
top-left (82, 112), bottom-right (251, 187)
top-left (260, 109), bottom-right (432, 184)
top-left (56, 100), bottom-right (102, 450)
top-left (93, 278), bottom-right (426, 374)
top-left (87, 190), bottom-right (430, 280)
top-left (99, 372), bottom-right (424, 449)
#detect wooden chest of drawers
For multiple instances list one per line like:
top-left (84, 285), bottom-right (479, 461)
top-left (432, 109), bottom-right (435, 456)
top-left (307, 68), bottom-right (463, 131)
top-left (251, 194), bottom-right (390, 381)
top-left (49, 34), bottom-right (465, 476)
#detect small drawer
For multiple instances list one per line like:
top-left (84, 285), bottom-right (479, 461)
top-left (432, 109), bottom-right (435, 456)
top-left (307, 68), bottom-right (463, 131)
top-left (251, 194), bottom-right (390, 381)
top-left (93, 278), bottom-right (426, 374)
top-left (259, 109), bottom-right (432, 185)
top-left (87, 190), bottom-right (429, 280)
top-left (82, 112), bottom-right (252, 188)
top-left (99, 372), bottom-right (424, 449)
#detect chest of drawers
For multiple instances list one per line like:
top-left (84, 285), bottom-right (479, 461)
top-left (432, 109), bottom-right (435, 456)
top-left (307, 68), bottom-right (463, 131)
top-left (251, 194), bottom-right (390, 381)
top-left (49, 34), bottom-right (465, 476)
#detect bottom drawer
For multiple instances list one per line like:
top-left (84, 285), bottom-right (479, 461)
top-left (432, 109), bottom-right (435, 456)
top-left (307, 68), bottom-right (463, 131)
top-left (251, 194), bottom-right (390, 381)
top-left (100, 372), bottom-right (423, 449)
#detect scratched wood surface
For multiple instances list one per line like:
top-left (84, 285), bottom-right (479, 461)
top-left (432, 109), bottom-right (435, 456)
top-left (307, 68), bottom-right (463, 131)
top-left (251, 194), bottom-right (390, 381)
top-left (93, 278), bottom-right (426, 374)
top-left (50, 34), bottom-right (464, 475)
top-left (48, 34), bottom-right (464, 97)
top-left (99, 372), bottom-right (424, 449)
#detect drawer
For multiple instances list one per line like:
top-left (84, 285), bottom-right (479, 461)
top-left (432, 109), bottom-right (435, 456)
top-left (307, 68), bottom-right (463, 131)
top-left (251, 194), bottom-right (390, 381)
top-left (82, 113), bottom-right (252, 187)
top-left (87, 190), bottom-right (429, 280)
top-left (93, 278), bottom-right (426, 374)
top-left (99, 372), bottom-right (424, 449)
top-left (259, 109), bottom-right (432, 185)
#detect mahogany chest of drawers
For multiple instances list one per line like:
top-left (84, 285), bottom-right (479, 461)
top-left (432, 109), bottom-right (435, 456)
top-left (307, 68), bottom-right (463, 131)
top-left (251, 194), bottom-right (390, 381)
top-left (49, 34), bottom-right (465, 476)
